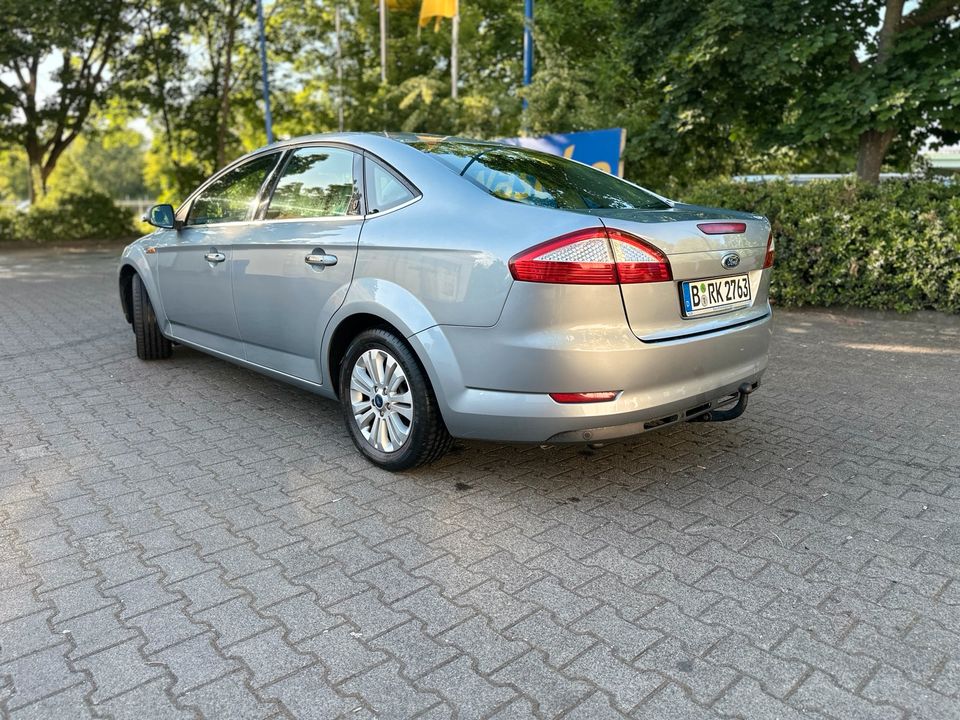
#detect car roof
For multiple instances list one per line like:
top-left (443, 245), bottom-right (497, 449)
top-left (249, 131), bottom-right (504, 155)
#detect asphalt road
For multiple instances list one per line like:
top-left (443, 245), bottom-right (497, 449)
top-left (1, 247), bottom-right (959, 719)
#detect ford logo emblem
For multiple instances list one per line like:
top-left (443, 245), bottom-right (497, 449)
top-left (721, 252), bottom-right (741, 269)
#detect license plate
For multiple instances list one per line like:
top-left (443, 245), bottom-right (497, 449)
top-left (681, 274), bottom-right (751, 315)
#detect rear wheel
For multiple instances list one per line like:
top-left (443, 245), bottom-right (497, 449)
top-left (339, 328), bottom-right (452, 471)
top-left (132, 273), bottom-right (172, 360)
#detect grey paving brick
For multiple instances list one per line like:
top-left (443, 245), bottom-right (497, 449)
top-left (392, 586), bottom-right (474, 636)
top-left (3, 250), bottom-right (960, 719)
top-left (126, 601), bottom-right (205, 656)
top-left (635, 636), bottom-right (738, 705)
top-left (261, 592), bottom-right (340, 644)
top-left (572, 604), bottom-right (662, 662)
top-left (790, 670), bottom-right (905, 720)
top-left (710, 677), bottom-right (808, 720)
top-left (439, 615), bottom-right (528, 674)
top-left (262, 665), bottom-right (359, 718)
top-left (152, 632), bottom-right (240, 694)
top-left (706, 633), bottom-right (807, 698)
top-left (98, 677), bottom-right (194, 720)
top-left (565, 645), bottom-right (663, 713)
top-left (329, 588), bottom-right (410, 638)
top-left (73, 638), bottom-right (164, 703)
top-left (367, 620), bottom-right (458, 680)
top-left (341, 659), bottom-right (443, 717)
top-left (0, 611), bottom-right (63, 661)
top-left (223, 626), bottom-right (314, 688)
top-left (491, 651), bottom-right (593, 718)
top-left (297, 624), bottom-right (387, 684)
top-left (505, 610), bottom-right (595, 667)
top-left (57, 606), bottom-right (138, 660)
top-left (181, 669), bottom-right (281, 719)
top-left (862, 665), bottom-right (960, 720)
top-left (517, 577), bottom-right (598, 624)
top-left (0, 646), bottom-right (86, 711)
top-left (421, 656), bottom-right (516, 719)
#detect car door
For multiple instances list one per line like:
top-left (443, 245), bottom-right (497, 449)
top-left (230, 144), bottom-right (365, 385)
top-left (157, 151), bottom-right (282, 357)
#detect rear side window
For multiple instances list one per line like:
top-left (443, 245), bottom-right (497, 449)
top-left (266, 146), bottom-right (360, 220)
top-left (365, 158), bottom-right (416, 213)
top-left (187, 153), bottom-right (280, 225)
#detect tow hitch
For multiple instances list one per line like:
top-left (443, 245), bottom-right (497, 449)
top-left (691, 382), bottom-right (756, 423)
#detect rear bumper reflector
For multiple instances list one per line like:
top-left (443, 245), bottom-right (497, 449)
top-left (549, 391), bottom-right (619, 404)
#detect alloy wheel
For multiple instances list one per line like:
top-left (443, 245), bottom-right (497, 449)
top-left (350, 348), bottom-right (413, 453)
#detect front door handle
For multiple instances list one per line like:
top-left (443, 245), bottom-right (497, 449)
top-left (305, 253), bottom-right (338, 267)
top-left (204, 251), bottom-right (226, 264)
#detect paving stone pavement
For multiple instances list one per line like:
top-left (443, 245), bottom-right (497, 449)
top-left (1, 247), bottom-right (959, 719)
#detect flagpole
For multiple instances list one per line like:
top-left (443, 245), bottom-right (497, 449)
top-left (379, 0), bottom-right (388, 83)
top-left (256, 0), bottom-right (274, 143)
top-left (522, 0), bottom-right (533, 110)
top-left (451, 0), bottom-right (459, 99)
top-left (335, 4), bottom-right (344, 130)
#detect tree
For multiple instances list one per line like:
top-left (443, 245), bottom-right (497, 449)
top-left (617, 0), bottom-right (960, 186)
top-left (0, 0), bottom-right (140, 203)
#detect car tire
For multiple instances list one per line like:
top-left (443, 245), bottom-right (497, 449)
top-left (132, 273), bottom-right (172, 361)
top-left (339, 328), bottom-right (453, 471)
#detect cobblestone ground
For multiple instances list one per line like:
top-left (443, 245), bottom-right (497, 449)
top-left (1, 247), bottom-right (959, 719)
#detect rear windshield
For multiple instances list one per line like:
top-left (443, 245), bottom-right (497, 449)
top-left (406, 140), bottom-right (669, 211)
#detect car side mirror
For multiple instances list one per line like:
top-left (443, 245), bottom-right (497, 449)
top-left (143, 203), bottom-right (176, 229)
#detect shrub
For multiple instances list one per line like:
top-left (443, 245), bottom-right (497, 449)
top-left (0, 206), bottom-right (18, 243)
top-left (14, 191), bottom-right (136, 243)
top-left (682, 178), bottom-right (960, 314)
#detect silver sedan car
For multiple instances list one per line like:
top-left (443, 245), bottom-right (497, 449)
top-left (120, 133), bottom-right (773, 470)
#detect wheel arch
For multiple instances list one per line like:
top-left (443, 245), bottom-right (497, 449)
top-left (119, 263), bottom-right (137, 324)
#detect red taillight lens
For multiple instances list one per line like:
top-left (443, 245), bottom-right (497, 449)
top-left (697, 222), bottom-right (746, 235)
top-left (607, 230), bottom-right (672, 283)
top-left (550, 391), bottom-right (619, 403)
top-left (509, 228), bottom-right (671, 285)
top-left (763, 231), bottom-right (775, 269)
top-left (508, 229), bottom-right (618, 285)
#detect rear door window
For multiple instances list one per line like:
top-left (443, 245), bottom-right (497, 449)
top-left (265, 146), bottom-right (361, 220)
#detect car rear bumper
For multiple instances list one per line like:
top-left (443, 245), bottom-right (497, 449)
top-left (409, 310), bottom-right (772, 444)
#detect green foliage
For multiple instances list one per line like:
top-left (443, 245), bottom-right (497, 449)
top-left (0, 0), bottom-right (141, 200)
top-left (1, 192), bottom-right (135, 243)
top-left (0, 206), bottom-right (18, 243)
top-left (683, 179), bottom-right (960, 313)
top-left (612, 0), bottom-right (960, 186)
top-left (51, 126), bottom-right (152, 199)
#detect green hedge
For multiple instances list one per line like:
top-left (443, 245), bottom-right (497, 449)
top-left (682, 179), bottom-right (960, 314)
top-left (0, 191), bottom-right (135, 244)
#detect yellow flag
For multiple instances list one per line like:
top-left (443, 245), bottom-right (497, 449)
top-left (419, 0), bottom-right (456, 30)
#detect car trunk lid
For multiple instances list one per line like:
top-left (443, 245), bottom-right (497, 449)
top-left (596, 204), bottom-right (772, 341)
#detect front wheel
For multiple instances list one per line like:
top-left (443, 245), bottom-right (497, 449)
top-left (339, 328), bottom-right (452, 471)
top-left (132, 273), bottom-right (172, 361)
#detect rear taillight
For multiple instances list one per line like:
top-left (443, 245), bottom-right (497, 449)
top-left (509, 227), bottom-right (671, 285)
top-left (697, 222), bottom-right (746, 234)
top-left (763, 231), bottom-right (775, 269)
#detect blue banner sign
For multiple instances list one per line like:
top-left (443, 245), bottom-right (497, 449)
top-left (500, 127), bottom-right (626, 177)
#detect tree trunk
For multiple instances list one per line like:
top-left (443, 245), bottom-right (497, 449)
top-left (27, 158), bottom-right (47, 204)
top-left (215, 2), bottom-right (238, 170)
top-left (855, 129), bottom-right (896, 184)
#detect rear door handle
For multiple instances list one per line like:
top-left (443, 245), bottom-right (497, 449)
top-left (204, 251), bottom-right (226, 263)
top-left (305, 253), bottom-right (338, 267)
